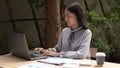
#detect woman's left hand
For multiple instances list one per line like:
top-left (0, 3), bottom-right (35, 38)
top-left (42, 50), bottom-right (60, 57)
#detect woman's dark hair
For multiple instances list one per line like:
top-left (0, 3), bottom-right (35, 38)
top-left (65, 2), bottom-right (88, 29)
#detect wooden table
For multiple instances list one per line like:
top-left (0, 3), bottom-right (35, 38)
top-left (0, 54), bottom-right (120, 68)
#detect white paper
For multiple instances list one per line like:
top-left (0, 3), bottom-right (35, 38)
top-left (38, 57), bottom-right (91, 66)
top-left (38, 57), bottom-right (73, 64)
top-left (63, 63), bottom-right (79, 68)
top-left (18, 63), bottom-right (56, 68)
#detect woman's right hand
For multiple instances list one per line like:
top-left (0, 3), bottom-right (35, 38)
top-left (33, 47), bottom-right (45, 53)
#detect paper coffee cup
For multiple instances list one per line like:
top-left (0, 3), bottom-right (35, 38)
top-left (96, 52), bottom-right (106, 65)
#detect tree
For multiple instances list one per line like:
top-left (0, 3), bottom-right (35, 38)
top-left (44, 0), bottom-right (61, 48)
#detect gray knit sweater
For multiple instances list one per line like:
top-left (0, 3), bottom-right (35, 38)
top-left (48, 27), bottom-right (92, 59)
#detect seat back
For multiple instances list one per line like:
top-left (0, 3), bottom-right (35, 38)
top-left (90, 47), bottom-right (98, 58)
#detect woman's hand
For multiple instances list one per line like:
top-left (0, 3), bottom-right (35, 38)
top-left (33, 47), bottom-right (60, 57)
top-left (33, 47), bottom-right (45, 53)
top-left (42, 50), bottom-right (60, 57)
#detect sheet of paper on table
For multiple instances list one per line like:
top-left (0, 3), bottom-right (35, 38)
top-left (18, 63), bottom-right (56, 68)
top-left (38, 57), bottom-right (91, 66)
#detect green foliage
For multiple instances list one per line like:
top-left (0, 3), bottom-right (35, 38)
top-left (93, 38), bottom-right (111, 55)
top-left (86, 6), bottom-right (120, 58)
top-left (86, 9), bottom-right (118, 56)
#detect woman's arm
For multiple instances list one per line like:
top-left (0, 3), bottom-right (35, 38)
top-left (48, 31), bottom-right (63, 52)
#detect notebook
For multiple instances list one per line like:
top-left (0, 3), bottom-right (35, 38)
top-left (5, 32), bottom-right (49, 60)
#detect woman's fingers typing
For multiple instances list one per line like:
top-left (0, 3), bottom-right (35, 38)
top-left (33, 48), bottom-right (45, 53)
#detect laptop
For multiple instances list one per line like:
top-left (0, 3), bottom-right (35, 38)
top-left (5, 32), bottom-right (49, 60)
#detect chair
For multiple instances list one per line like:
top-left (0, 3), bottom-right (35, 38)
top-left (90, 47), bottom-right (98, 59)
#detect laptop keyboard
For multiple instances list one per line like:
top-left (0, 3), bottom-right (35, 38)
top-left (29, 51), bottom-right (41, 57)
top-left (29, 51), bottom-right (49, 59)
top-left (30, 54), bottom-right (38, 58)
top-left (30, 51), bottom-right (40, 54)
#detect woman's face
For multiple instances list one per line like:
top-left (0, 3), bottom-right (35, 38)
top-left (64, 9), bottom-right (79, 29)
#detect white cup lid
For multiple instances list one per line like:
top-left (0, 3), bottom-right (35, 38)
top-left (96, 52), bottom-right (106, 56)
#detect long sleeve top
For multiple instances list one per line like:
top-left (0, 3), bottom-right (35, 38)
top-left (48, 27), bottom-right (92, 59)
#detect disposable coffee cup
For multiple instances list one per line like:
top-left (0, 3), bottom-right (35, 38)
top-left (96, 52), bottom-right (106, 65)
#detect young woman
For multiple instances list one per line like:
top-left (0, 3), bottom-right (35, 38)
top-left (34, 2), bottom-right (92, 59)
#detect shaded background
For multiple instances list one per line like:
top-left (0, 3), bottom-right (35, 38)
top-left (0, 0), bottom-right (120, 63)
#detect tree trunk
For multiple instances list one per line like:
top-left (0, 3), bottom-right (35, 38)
top-left (44, 0), bottom-right (61, 48)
